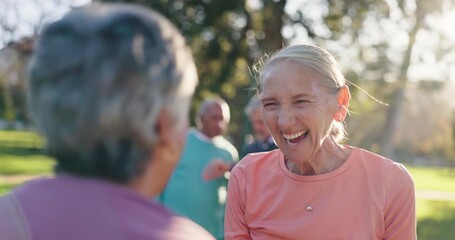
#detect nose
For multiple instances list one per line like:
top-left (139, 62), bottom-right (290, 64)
top-left (277, 107), bottom-right (295, 131)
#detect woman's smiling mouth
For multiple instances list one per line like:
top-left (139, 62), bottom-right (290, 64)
top-left (282, 130), bottom-right (309, 145)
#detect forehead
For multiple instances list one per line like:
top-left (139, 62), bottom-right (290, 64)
top-left (261, 60), bottom-right (327, 98)
top-left (205, 103), bottom-right (221, 113)
top-left (202, 102), bottom-right (226, 118)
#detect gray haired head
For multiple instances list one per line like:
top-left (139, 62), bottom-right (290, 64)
top-left (244, 95), bottom-right (262, 116)
top-left (252, 44), bottom-right (348, 143)
top-left (28, 3), bottom-right (197, 183)
top-left (195, 97), bottom-right (230, 128)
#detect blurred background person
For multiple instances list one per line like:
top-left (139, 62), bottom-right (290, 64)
top-left (242, 95), bottom-right (277, 157)
top-left (0, 3), bottom-right (214, 240)
top-left (159, 97), bottom-right (239, 240)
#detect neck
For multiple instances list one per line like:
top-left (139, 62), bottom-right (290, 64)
top-left (196, 129), bottom-right (216, 141)
top-left (128, 146), bottom-right (178, 198)
top-left (285, 139), bottom-right (350, 176)
top-left (128, 161), bottom-right (165, 198)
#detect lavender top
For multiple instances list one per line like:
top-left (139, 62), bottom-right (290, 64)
top-left (0, 174), bottom-right (214, 240)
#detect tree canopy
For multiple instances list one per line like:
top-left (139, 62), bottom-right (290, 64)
top-left (1, 0), bottom-right (454, 165)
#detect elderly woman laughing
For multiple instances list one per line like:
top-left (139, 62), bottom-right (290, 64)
top-left (225, 44), bottom-right (416, 240)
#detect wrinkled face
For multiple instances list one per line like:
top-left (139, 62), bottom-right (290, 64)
top-left (260, 60), bottom-right (339, 163)
top-left (200, 103), bottom-right (228, 138)
top-left (249, 112), bottom-right (271, 141)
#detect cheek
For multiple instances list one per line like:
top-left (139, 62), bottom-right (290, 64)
top-left (312, 110), bottom-right (334, 137)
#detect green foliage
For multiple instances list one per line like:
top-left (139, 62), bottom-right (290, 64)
top-left (0, 40), bottom-right (33, 128)
top-left (99, 0), bottom-right (288, 148)
top-left (1, 85), bottom-right (16, 128)
top-left (2, 0), bottom-right (453, 165)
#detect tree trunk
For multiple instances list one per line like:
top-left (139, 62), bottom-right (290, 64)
top-left (380, 18), bottom-right (422, 159)
top-left (259, 0), bottom-right (287, 51)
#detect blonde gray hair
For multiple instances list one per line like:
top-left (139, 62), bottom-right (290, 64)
top-left (28, 3), bottom-right (197, 182)
top-left (253, 44), bottom-right (347, 143)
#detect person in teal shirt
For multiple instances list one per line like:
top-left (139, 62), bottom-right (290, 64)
top-left (159, 98), bottom-right (239, 240)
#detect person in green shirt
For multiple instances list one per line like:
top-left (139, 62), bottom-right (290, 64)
top-left (159, 98), bottom-right (239, 240)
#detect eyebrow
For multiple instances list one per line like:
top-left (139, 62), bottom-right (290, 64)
top-left (261, 93), bottom-right (315, 103)
top-left (291, 93), bottom-right (316, 100)
top-left (261, 97), bottom-right (276, 103)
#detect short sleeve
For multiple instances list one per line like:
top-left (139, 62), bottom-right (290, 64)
top-left (224, 165), bottom-right (251, 240)
top-left (383, 163), bottom-right (417, 240)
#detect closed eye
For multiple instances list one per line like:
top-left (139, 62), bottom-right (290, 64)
top-left (263, 102), bottom-right (278, 109)
top-left (295, 99), bottom-right (311, 105)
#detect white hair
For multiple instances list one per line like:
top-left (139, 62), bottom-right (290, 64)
top-left (28, 3), bottom-right (197, 182)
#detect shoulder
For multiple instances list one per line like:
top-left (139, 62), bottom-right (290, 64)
top-left (214, 135), bottom-right (235, 147)
top-left (352, 147), bottom-right (404, 169)
top-left (232, 149), bottom-right (281, 176)
top-left (186, 128), bottom-right (199, 141)
top-left (214, 136), bottom-right (239, 158)
top-left (228, 150), bottom-right (282, 202)
top-left (353, 147), bottom-right (408, 166)
top-left (351, 147), bottom-right (414, 187)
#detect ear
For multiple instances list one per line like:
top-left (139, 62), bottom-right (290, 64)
top-left (155, 109), bottom-right (173, 151)
top-left (142, 109), bottom-right (186, 196)
top-left (153, 109), bottom-right (185, 164)
top-left (334, 85), bottom-right (350, 122)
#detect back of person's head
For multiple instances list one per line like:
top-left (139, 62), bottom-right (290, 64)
top-left (253, 44), bottom-right (347, 143)
top-left (28, 3), bottom-right (197, 183)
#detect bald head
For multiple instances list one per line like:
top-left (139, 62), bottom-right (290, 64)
top-left (196, 98), bottom-right (230, 138)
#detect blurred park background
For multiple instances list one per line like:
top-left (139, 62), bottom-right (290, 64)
top-left (0, 0), bottom-right (454, 239)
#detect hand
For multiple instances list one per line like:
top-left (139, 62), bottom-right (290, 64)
top-left (202, 159), bottom-right (232, 181)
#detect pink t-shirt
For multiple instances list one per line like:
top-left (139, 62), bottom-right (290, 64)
top-left (225, 147), bottom-right (416, 240)
top-left (0, 175), bottom-right (214, 240)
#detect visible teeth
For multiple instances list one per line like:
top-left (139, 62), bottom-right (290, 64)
top-left (282, 130), bottom-right (307, 140)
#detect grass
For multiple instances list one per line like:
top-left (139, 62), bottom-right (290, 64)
top-left (1, 130), bottom-right (454, 239)
top-left (406, 166), bottom-right (455, 192)
top-left (0, 129), bottom-right (44, 149)
top-left (417, 199), bottom-right (455, 239)
top-left (0, 183), bottom-right (17, 195)
top-left (0, 152), bottom-right (54, 175)
top-left (0, 130), bottom-right (54, 194)
top-left (405, 166), bottom-right (455, 239)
